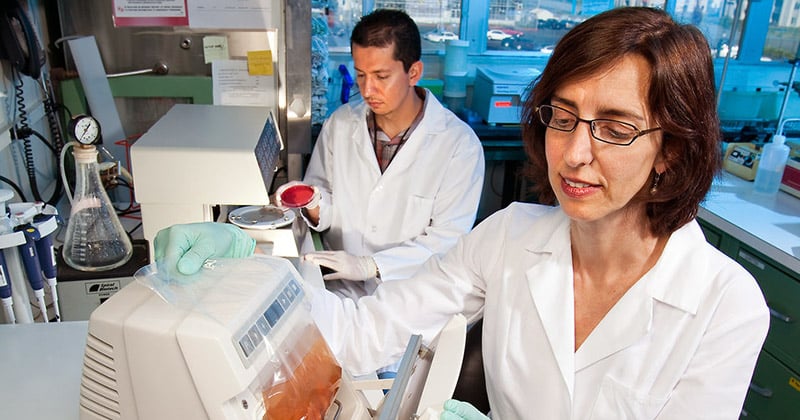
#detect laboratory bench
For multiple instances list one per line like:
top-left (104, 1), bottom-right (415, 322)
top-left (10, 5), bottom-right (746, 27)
top-left (0, 320), bottom-right (88, 420)
top-left (696, 173), bottom-right (800, 419)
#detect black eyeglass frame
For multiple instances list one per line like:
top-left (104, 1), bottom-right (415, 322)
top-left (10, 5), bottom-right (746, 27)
top-left (535, 104), bottom-right (662, 146)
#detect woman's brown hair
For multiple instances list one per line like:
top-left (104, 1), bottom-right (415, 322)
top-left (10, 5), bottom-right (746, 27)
top-left (521, 7), bottom-right (720, 236)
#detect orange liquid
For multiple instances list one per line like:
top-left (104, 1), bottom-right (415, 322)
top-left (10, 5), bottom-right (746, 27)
top-left (263, 328), bottom-right (341, 420)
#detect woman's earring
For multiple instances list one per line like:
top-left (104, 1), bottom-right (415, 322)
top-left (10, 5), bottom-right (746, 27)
top-left (650, 172), bottom-right (662, 195)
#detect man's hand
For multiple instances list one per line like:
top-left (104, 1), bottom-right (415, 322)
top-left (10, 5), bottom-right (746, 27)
top-left (304, 251), bottom-right (378, 281)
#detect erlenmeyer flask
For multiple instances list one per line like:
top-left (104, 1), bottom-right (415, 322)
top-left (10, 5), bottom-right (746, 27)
top-left (62, 145), bottom-right (133, 271)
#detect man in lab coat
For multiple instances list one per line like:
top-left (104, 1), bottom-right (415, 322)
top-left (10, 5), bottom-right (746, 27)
top-left (154, 8), bottom-right (484, 380)
top-left (278, 9), bottom-right (485, 301)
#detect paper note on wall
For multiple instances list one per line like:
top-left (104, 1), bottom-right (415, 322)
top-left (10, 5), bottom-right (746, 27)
top-left (212, 59), bottom-right (275, 107)
top-left (188, 0), bottom-right (277, 29)
top-left (112, 0), bottom-right (189, 26)
top-left (203, 36), bottom-right (229, 64)
top-left (247, 50), bottom-right (273, 76)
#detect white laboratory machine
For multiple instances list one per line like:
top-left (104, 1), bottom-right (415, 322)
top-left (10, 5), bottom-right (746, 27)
top-left (131, 104), bottom-right (288, 258)
top-left (472, 66), bottom-right (541, 125)
top-left (77, 255), bottom-right (465, 419)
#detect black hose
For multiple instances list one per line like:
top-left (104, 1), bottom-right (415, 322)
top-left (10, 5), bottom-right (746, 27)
top-left (14, 72), bottom-right (43, 202)
top-left (41, 80), bottom-right (66, 205)
top-left (0, 175), bottom-right (27, 202)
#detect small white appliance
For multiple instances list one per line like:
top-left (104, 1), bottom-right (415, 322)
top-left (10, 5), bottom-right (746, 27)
top-left (131, 104), bottom-right (284, 258)
top-left (472, 66), bottom-right (541, 125)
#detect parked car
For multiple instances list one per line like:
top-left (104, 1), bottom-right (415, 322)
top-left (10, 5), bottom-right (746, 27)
top-left (500, 28), bottom-right (524, 38)
top-left (425, 31), bottom-right (458, 43)
top-left (537, 18), bottom-right (564, 30)
top-left (501, 38), bottom-right (524, 50)
top-left (539, 45), bottom-right (555, 54)
top-left (486, 29), bottom-right (513, 41)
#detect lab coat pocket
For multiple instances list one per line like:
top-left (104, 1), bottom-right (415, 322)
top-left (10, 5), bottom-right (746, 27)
top-left (401, 195), bottom-right (434, 239)
top-left (589, 375), bottom-right (669, 420)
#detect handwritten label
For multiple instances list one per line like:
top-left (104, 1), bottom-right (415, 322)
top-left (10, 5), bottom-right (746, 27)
top-left (203, 36), bottom-right (229, 64)
top-left (247, 50), bottom-right (273, 76)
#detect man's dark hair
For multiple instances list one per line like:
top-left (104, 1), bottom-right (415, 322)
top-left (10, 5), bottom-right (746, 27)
top-left (351, 9), bottom-right (421, 71)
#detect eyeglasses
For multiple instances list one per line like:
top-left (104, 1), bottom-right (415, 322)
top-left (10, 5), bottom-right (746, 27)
top-left (535, 104), bottom-right (662, 146)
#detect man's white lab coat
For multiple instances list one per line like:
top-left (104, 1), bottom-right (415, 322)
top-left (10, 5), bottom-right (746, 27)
top-left (311, 203), bottom-right (770, 419)
top-left (304, 90), bottom-right (485, 299)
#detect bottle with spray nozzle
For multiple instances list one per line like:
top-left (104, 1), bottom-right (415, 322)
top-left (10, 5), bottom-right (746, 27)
top-left (754, 117), bottom-right (800, 194)
top-left (754, 134), bottom-right (790, 194)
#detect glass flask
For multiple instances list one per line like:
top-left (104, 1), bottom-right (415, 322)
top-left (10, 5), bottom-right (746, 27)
top-left (62, 145), bottom-right (133, 271)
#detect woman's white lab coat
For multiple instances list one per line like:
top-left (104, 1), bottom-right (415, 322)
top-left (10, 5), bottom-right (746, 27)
top-left (304, 90), bottom-right (485, 299)
top-left (310, 203), bottom-right (770, 419)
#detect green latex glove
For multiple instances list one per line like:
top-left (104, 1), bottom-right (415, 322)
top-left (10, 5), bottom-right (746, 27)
top-left (154, 222), bottom-right (256, 276)
top-left (440, 399), bottom-right (489, 420)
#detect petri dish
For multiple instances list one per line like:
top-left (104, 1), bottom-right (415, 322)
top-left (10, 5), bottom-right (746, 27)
top-left (228, 205), bottom-right (295, 230)
top-left (280, 184), bottom-right (316, 208)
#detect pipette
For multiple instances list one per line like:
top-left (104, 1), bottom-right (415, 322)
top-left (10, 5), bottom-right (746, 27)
top-left (0, 251), bottom-right (14, 323)
top-left (15, 225), bottom-right (48, 322)
top-left (34, 214), bottom-right (60, 321)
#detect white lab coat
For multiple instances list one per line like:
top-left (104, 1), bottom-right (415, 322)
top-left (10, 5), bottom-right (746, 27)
top-left (310, 203), bottom-right (770, 419)
top-left (303, 90), bottom-right (485, 299)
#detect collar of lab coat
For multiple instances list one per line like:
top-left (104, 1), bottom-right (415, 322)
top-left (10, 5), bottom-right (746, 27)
top-left (523, 209), bottom-right (709, 399)
top-left (349, 89), bottom-right (451, 175)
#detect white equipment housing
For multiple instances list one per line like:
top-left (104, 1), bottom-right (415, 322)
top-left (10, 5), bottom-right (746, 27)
top-left (77, 256), bottom-right (465, 419)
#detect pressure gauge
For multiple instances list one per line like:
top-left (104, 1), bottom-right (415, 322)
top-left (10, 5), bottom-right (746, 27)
top-left (69, 114), bottom-right (101, 145)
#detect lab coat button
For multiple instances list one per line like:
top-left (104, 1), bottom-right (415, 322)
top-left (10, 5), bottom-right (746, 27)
top-left (371, 226), bottom-right (377, 232)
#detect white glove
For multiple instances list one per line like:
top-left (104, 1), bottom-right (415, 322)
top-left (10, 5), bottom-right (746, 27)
top-left (304, 251), bottom-right (378, 281)
top-left (273, 181), bottom-right (321, 209)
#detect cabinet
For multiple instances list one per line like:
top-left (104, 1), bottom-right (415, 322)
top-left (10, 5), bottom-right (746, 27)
top-left (697, 218), bottom-right (800, 420)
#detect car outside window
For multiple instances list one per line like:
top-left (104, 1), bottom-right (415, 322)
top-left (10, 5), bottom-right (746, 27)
top-left (425, 31), bottom-right (459, 43)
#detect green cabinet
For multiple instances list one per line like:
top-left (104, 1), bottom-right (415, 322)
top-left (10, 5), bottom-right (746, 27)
top-left (742, 350), bottom-right (800, 419)
top-left (698, 219), bottom-right (800, 420)
top-left (735, 244), bottom-right (800, 372)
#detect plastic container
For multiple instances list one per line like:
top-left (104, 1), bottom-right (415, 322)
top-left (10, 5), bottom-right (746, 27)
top-left (280, 184), bottom-right (316, 208)
top-left (443, 40), bottom-right (469, 115)
top-left (754, 135), bottom-right (791, 194)
top-left (444, 40), bottom-right (469, 75)
top-left (62, 145), bottom-right (133, 271)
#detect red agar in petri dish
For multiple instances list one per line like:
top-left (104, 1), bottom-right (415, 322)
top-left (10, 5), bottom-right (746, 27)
top-left (280, 184), bottom-right (315, 208)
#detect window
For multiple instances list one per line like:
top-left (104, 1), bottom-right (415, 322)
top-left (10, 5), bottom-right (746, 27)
top-left (318, 0), bottom-right (463, 52)
top-left (768, 0), bottom-right (800, 61)
top-left (318, 0), bottom-right (800, 122)
top-left (320, 0), bottom-right (798, 61)
top-left (485, 0), bottom-right (588, 52)
top-left (317, 0), bottom-right (362, 50)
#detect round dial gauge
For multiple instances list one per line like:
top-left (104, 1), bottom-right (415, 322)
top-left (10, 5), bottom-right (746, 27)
top-left (69, 115), bottom-right (101, 145)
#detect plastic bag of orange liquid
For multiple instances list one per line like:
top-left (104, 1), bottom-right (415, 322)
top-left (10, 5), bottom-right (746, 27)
top-left (262, 323), bottom-right (342, 420)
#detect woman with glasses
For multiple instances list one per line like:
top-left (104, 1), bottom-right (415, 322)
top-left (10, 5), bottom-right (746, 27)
top-left (308, 7), bottom-right (769, 419)
top-left (154, 6), bottom-right (769, 419)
